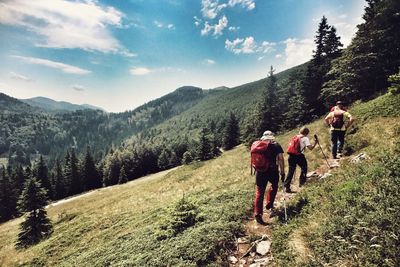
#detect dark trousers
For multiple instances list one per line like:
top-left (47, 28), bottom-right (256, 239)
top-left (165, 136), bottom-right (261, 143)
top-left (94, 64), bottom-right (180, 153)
top-left (254, 169), bottom-right (279, 216)
top-left (331, 130), bottom-right (345, 158)
top-left (284, 154), bottom-right (307, 189)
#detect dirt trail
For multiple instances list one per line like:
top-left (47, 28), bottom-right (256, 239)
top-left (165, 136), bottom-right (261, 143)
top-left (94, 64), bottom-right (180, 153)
top-left (230, 158), bottom-right (342, 266)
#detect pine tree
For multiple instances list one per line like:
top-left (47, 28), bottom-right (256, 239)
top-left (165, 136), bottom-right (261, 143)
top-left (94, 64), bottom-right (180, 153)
top-left (324, 26), bottom-right (343, 58)
top-left (63, 151), bottom-right (71, 195)
top-left (34, 155), bottom-right (52, 199)
top-left (68, 149), bottom-right (82, 196)
top-left (118, 165), bottom-right (128, 184)
top-left (222, 112), bottom-right (240, 150)
top-left (53, 159), bottom-right (65, 200)
top-left (182, 151), bottom-right (193, 165)
top-left (314, 15), bottom-right (330, 61)
top-left (198, 127), bottom-right (213, 161)
top-left (255, 66), bottom-right (280, 137)
top-left (16, 178), bottom-right (52, 248)
top-left (82, 146), bottom-right (101, 191)
top-left (157, 149), bottom-right (170, 170)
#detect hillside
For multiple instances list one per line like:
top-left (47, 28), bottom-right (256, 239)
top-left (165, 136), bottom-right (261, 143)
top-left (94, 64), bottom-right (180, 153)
top-left (1, 92), bottom-right (398, 266)
top-left (0, 86), bottom-right (209, 167)
top-left (20, 97), bottom-right (105, 112)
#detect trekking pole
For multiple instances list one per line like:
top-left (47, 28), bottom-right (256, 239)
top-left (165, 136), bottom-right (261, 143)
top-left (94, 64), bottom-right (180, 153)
top-left (281, 181), bottom-right (288, 223)
top-left (314, 134), bottom-right (331, 168)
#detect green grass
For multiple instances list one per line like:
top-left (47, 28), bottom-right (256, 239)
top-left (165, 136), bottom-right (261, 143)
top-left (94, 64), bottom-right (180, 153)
top-left (0, 93), bottom-right (399, 266)
top-left (270, 93), bottom-right (400, 267)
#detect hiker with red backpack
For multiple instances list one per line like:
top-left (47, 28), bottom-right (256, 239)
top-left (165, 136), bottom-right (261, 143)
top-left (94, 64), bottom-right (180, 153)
top-left (324, 101), bottom-right (354, 159)
top-left (251, 130), bottom-right (285, 225)
top-left (283, 127), bottom-right (318, 193)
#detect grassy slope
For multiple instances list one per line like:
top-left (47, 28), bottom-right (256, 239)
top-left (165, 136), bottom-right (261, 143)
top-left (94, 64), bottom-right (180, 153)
top-left (0, 93), bottom-right (398, 266)
top-left (271, 93), bottom-right (400, 266)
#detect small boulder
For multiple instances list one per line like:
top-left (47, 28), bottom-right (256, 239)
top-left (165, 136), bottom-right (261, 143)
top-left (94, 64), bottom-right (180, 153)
top-left (228, 255), bottom-right (238, 264)
top-left (256, 240), bottom-right (271, 256)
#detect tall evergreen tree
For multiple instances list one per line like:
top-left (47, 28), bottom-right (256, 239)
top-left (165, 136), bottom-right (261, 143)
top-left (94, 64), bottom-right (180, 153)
top-left (0, 166), bottom-right (11, 221)
top-left (53, 159), bottom-right (65, 200)
top-left (198, 127), bottom-right (213, 161)
top-left (16, 178), bottom-right (52, 248)
top-left (82, 146), bottom-right (101, 191)
top-left (118, 165), bottom-right (128, 184)
top-left (34, 155), bottom-right (52, 199)
top-left (255, 66), bottom-right (280, 137)
top-left (314, 15), bottom-right (330, 61)
top-left (67, 149), bottom-right (82, 196)
top-left (303, 16), bottom-right (343, 114)
top-left (222, 112), bottom-right (240, 150)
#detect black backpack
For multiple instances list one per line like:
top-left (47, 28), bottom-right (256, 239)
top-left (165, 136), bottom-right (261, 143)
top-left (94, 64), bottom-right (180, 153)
top-left (331, 110), bottom-right (345, 128)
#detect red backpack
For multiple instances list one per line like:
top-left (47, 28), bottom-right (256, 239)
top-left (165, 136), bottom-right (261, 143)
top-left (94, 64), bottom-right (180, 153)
top-left (287, 135), bottom-right (303, 155)
top-left (250, 140), bottom-right (272, 174)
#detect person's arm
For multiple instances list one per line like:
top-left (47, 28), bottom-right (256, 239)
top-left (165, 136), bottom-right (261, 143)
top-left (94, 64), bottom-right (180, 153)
top-left (277, 153), bottom-right (285, 181)
top-left (306, 137), bottom-right (317, 151)
top-left (345, 113), bottom-right (354, 129)
top-left (324, 113), bottom-right (332, 126)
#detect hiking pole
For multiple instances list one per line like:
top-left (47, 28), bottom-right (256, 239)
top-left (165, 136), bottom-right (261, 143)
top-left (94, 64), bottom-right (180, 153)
top-left (281, 180), bottom-right (288, 223)
top-left (314, 134), bottom-right (331, 168)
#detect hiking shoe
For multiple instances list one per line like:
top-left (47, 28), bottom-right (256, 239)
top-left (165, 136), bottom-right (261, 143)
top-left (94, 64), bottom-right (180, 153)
top-left (269, 209), bottom-right (279, 218)
top-left (255, 214), bottom-right (267, 225)
top-left (265, 203), bottom-right (273, 210)
top-left (285, 187), bottom-right (293, 193)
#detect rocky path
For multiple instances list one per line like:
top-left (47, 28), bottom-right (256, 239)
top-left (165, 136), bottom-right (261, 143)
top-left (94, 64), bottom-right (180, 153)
top-left (227, 157), bottom-right (344, 267)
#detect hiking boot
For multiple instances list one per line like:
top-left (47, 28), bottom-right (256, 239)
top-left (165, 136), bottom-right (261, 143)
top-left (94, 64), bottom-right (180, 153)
top-left (265, 203), bottom-right (273, 210)
top-left (255, 214), bottom-right (267, 225)
top-left (285, 187), bottom-right (293, 193)
top-left (269, 209), bottom-right (279, 218)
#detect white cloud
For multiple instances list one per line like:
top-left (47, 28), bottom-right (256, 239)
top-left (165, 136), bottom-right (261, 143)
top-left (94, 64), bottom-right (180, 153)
top-left (225, 36), bottom-right (275, 55)
top-left (275, 54), bottom-right (283, 59)
top-left (202, 59), bottom-right (216, 65)
top-left (201, 15), bottom-right (228, 37)
top-left (194, 16), bottom-right (202, 27)
top-left (10, 71), bottom-right (32, 82)
top-left (228, 26), bottom-right (240, 32)
top-left (154, 20), bottom-right (175, 30)
top-left (201, 0), bottom-right (227, 19)
top-left (130, 66), bottom-right (185, 76)
top-left (11, 55), bottom-right (91, 75)
top-left (228, 0), bottom-right (256, 10)
top-left (154, 20), bottom-right (164, 28)
top-left (0, 0), bottom-right (134, 56)
top-left (282, 38), bottom-right (314, 68)
top-left (72, 84), bottom-right (85, 91)
top-left (130, 67), bottom-right (152, 76)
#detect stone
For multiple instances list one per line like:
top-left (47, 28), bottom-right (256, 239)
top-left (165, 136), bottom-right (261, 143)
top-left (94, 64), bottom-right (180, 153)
top-left (228, 255), bottom-right (238, 264)
top-left (351, 153), bottom-right (369, 163)
top-left (307, 171), bottom-right (318, 178)
top-left (256, 240), bottom-right (271, 256)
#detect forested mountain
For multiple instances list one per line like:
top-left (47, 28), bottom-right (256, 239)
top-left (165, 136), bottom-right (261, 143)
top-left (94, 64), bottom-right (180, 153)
top-left (0, 86), bottom-right (209, 168)
top-left (20, 97), bottom-right (104, 112)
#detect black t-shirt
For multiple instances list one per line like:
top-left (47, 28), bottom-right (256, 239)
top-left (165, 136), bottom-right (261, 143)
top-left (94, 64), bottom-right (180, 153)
top-left (265, 141), bottom-right (284, 169)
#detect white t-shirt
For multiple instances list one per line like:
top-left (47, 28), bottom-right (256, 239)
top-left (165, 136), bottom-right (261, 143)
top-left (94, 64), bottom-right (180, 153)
top-left (300, 136), bottom-right (311, 153)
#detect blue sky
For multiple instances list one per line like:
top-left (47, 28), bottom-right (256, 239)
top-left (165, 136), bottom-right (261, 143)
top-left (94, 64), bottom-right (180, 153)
top-left (0, 0), bottom-right (365, 112)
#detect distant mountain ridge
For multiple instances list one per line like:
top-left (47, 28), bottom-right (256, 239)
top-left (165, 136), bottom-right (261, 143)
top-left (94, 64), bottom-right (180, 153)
top-left (20, 96), bottom-right (105, 112)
